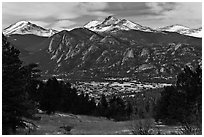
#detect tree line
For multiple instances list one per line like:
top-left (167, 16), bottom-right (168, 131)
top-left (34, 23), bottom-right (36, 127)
top-left (35, 77), bottom-right (133, 121)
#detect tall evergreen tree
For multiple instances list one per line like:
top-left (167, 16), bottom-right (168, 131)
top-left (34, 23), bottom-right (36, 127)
top-left (176, 65), bottom-right (202, 125)
top-left (98, 94), bottom-right (109, 117)
top-left (125, 101), bottom-right (133, 119)
top-left (39, 77), bottom-right (61, 114)
top-left (2, 34), bottom-right (39, 134)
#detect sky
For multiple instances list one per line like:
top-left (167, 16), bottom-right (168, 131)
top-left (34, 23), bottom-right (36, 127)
top-left (2, 2), bottom-right (202, 31)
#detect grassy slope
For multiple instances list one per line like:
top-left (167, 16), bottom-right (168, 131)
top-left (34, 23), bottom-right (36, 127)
top-left (19, 113), bottom-right (132, 135)
top-left (16, 112), bottom-right (183, 135)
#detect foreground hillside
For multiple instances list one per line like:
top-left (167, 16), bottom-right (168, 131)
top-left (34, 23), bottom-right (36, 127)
top-left (17, 113), bottom-right (131, 135)
top-left (17, 112), bottom-right (184, 135)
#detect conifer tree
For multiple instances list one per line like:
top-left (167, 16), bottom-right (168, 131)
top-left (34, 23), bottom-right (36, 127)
top-left (98, 94), bottom-right (109, 117)
top-left (2, 34), bottom-right (38, 134)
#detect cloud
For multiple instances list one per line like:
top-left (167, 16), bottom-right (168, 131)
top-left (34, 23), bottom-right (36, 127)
top-left (3, 2), bottom-right (109, 20)
top-left (2, 2), bottom-right (202, 30)
top-left (74, 2), bottom-right (110, 18)
top-left (164, 3), bottom-right (201, 20)
top-left (145, 2), bottom-right (201, 20)
top-left (77, 2), bottom-right (108, 11)
top-left (104, 2), bottom-right (156, 17)
top-left (2, 2), bottom-right (109, 30)
top-left (141, 2), bottom-right (202, 28)
top-left (105, 2), bottom-right (147, 11)
top-left (48, 20), bottom-right (76, 31)
top-left (145, 2), bottom-right (176, 14)
top-left (3, 3), bottom-right (63, 19)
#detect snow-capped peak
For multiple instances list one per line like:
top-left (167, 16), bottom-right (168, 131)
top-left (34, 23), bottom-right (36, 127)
top-left (3, 21), bottom-right (58, 37)
top-left (181, 27), bottom-right (202, 38)
top-left (101, 16), bottom-right (120, 25)
top-left (84, 16), bottom-right (154, 32)
top-left (4, 21), bottom-right (30, 34)
top-left (158, 24), bottom-right (190, 32)
top-left (158, 24), bottom-right (202, 38)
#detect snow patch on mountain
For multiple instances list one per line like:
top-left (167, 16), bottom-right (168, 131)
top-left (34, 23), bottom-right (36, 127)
top-left (186, 31), bottom-right (202, 38)
top-left (84, 21), bottom-right (101, 29)
top-left (4, 21), bottom-right (28, 34)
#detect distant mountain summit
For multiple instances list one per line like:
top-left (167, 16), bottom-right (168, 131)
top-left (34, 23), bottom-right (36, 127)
top-left (158, 24), bottom-right (190, 32)
top-left (179, 27), bottom-right (202, 38)
top-left (84, 16), bottom-right (155, 32)
top-left (3, 21), bottom-right (58, 37)
top-left (158, 24), bottom-right (202, 38)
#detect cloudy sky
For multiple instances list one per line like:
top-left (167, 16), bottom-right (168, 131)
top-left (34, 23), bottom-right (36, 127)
top-left (2, 2), bottom-right (202, 30)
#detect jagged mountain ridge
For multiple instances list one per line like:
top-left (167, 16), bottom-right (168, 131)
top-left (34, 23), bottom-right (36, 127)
top-left (7, 25), bottom-right (201, 83)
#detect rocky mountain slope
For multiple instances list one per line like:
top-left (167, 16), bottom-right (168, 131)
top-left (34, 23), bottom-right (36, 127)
top-left (6, 16), bottom-right (202, 83)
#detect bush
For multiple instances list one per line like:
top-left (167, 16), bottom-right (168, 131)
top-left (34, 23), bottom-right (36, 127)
top-left (179, 124), bottom-right (202, 135)
top-left (131, 119), bottom-right (155, 135)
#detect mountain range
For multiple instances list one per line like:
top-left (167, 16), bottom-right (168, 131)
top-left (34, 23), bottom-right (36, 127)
top-left (3, 16), bottom-right (202, 83)
top-left (4, 16), bottom-right (202, 38)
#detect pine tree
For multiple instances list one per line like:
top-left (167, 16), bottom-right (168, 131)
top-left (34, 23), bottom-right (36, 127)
top-left (2, 34), bottom-right (38, 134)
top-left (126, 101), bottom-right (133, 119)
top-left (39, 77), bottom-right (61, 114)
top-left (98, 94), bottom-right (109, 117)
top-left (176, 65), bottom-right (202, 125)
